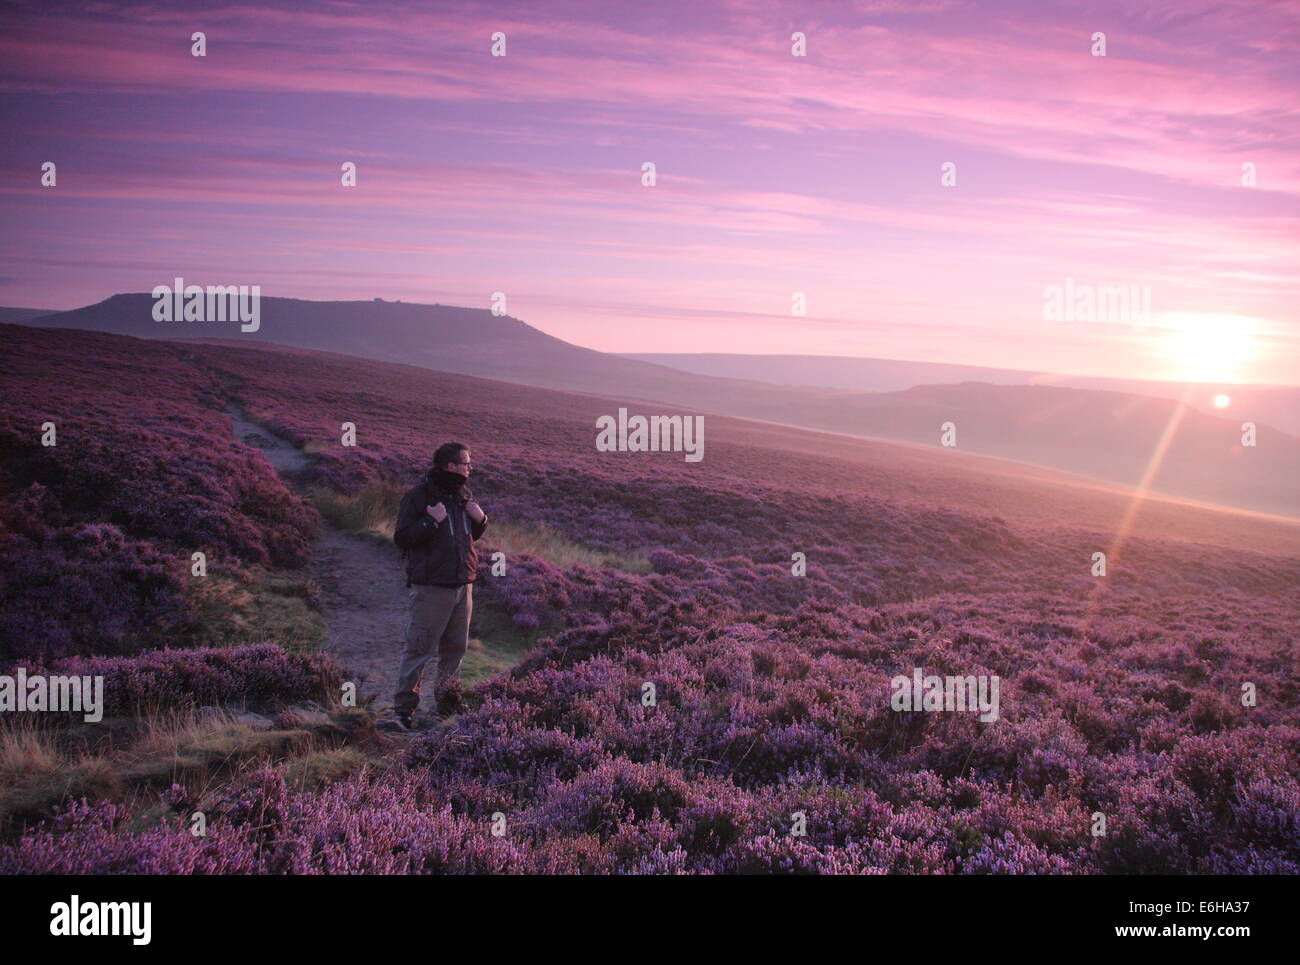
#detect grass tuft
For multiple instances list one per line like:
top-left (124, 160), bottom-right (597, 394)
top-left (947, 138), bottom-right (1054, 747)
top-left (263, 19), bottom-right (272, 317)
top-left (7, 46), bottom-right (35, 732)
top-left (179, 562), bottom-right (327, 653)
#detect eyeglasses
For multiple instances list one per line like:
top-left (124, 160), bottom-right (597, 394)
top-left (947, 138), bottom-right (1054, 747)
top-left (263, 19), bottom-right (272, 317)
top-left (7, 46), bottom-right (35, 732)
top-left (450, 460), bottom-right (472, 467)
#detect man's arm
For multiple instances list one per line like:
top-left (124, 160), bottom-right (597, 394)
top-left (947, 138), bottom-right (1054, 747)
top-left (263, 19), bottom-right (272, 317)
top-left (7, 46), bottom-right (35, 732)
top-left (394, 488), bottom-right (440, 550)
top-left (466, 500), bottom-right (487, 541)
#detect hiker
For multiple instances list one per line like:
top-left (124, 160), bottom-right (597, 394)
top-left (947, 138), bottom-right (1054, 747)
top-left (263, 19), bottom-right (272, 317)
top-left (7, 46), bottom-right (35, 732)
top-left (391, 442), bottom-right (487, 728)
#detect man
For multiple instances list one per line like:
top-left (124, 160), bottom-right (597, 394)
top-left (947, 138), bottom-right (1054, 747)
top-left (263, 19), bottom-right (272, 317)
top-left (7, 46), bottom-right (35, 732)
top-left (391, 441), bottom-right (487, 729)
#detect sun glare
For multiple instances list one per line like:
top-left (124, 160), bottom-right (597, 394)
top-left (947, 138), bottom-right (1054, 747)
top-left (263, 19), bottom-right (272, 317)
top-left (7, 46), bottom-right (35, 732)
top-left (1213, 394), bottom-right (1230, 408)
top-left (1158, 314), bottom-right (1255, 383)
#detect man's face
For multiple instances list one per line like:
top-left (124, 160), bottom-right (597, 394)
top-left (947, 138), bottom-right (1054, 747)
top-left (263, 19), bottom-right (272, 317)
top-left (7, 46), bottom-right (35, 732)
top-left (446, 451), bottom-right (471, 478)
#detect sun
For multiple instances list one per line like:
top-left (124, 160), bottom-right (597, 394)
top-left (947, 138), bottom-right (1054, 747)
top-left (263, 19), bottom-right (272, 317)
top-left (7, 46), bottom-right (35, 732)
top-left (1213, 394), bottom-right (1230, 409)
top-left (1157, 314), bottom-right (1255, 383)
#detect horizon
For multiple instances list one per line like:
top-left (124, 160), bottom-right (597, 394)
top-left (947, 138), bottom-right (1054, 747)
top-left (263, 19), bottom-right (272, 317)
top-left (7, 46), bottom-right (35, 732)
top-left (3, 0), bottom-right (1297, 384)
top-left (15, 289), bottom-right (1299, 389)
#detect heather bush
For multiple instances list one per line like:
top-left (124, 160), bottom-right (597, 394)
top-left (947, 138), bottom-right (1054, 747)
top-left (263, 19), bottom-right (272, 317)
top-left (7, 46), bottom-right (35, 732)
top-left (0, 328), bottom-right (321, 662)
top-left (7, 644), bottom-right (343, 719)
top-left (0, 519), bottom-right (194, 663)
top-left (4, 328), bottom-right (1298, 873)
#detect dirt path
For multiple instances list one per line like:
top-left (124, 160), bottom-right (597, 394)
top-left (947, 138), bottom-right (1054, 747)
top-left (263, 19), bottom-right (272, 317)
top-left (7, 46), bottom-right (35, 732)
top-left (224, 402), bottom-right (409, 715)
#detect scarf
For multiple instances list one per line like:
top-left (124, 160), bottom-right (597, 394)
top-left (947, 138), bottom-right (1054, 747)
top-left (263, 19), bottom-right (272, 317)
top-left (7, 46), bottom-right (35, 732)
top-left (429, 467), bottom-right (468, 498)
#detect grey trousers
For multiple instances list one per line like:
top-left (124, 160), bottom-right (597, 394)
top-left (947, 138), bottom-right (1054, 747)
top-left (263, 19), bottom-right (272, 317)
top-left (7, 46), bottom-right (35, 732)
top-left (393, 583), bottom-right (472, 714)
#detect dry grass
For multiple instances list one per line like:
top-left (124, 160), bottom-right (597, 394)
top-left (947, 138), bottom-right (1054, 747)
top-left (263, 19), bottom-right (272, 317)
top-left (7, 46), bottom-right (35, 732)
top-left (178, 562), bottom-right (327, 653)
top-left (309, 481), bottom-right (650, 573)
top-left (281, 748), bottom-right (370, 790)
top-left (308, 480), bottom-right (406, 540)
top-left (0, 719), bottom-right (118, 832)
top-left (0, 705), bottom-right (378, 836)
top-left (483, 519), bottom-right (651, 573)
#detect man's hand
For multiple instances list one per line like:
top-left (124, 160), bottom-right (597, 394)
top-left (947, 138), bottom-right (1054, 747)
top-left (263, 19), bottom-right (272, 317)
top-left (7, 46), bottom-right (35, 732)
top-left (427, 502), bottom-right (447, 522)
top-left (465, 500), bottom-right (486, 524)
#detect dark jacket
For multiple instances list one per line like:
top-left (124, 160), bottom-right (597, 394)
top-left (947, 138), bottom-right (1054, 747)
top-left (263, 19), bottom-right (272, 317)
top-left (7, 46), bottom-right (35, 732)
top-left (393, 471), bottom-right (487, 587)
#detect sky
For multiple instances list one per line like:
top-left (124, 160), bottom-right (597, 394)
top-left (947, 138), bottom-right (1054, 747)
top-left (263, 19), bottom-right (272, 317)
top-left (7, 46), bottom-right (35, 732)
top-left (1, 0), bottom-right (1298, 384)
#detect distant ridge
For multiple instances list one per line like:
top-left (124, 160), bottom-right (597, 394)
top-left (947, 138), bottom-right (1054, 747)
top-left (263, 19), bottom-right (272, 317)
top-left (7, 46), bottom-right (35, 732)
top-left (25, 294), bottom-right (1300, 516)
top-left (623, 352), bottom-right (1300, 436)
top-left (0, 307), bottom-right (58, 324)
top-left (31, 292), bottom-right (722, 397)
